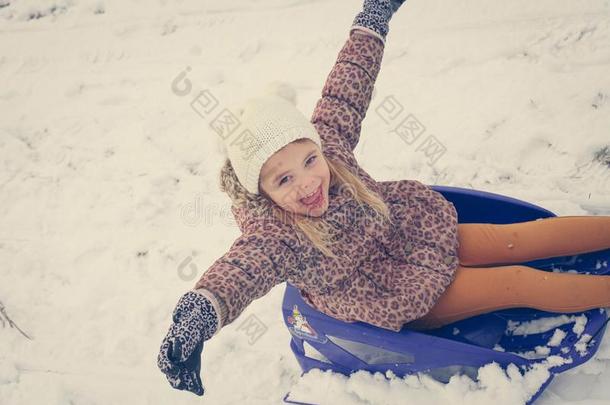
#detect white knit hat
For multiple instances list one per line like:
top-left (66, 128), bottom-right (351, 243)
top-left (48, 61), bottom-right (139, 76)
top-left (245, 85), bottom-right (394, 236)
top-left (221, 93), bottom-right (322, 195)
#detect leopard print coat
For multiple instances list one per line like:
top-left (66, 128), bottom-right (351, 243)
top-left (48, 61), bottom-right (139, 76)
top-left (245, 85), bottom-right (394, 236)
top-left (193, 29), bottom-right (460, 336)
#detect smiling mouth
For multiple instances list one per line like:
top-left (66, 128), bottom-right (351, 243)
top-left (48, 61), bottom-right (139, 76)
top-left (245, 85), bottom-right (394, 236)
top-left (300, 185), bottom-right (323, 206)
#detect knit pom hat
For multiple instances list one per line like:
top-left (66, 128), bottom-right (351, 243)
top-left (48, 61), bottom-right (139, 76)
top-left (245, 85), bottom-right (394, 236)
top-left (219, 90), bottom-right (322, 195)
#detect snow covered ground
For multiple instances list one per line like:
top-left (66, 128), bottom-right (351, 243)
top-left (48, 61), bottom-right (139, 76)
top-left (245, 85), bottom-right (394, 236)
top-left (1, 0), bottom-right (610, 404)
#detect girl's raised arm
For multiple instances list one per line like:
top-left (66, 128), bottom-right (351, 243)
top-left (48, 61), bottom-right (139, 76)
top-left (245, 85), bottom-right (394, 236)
top-left (310, 0), bottom-right (406, 153)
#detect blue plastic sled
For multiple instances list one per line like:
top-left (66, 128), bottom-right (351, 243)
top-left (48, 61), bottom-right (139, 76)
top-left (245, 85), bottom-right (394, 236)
top-left (282, 185), bottom-right (610, 405)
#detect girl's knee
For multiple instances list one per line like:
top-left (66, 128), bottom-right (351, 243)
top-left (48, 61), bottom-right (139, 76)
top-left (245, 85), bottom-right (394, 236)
top-left (457, 223), bottom-right (522, 266)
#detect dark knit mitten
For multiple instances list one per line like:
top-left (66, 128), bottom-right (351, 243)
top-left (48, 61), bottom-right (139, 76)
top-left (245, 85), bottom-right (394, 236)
top-left (351, 0), bottom-right (407, 43)
top-left (157, 291), bottom-right (219, 396)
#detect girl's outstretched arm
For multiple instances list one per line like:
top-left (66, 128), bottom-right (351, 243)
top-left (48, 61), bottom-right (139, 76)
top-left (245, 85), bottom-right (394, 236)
top-left (191, 232), bottom-right (298, 337)
top-left (310, 0), bottom-right (406, 153)
top-left (157, 228), bottom-right (299, 396)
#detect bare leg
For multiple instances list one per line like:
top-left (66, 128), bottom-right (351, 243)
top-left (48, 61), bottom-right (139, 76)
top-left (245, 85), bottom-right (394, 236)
top-left (406, 264), bottom-right (610, 330)
top-left (457, 215), bottom-right (610, 267)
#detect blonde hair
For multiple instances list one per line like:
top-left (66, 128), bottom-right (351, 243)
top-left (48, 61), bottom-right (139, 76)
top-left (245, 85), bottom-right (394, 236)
top-left (219, 140), bottom-right (391, 259)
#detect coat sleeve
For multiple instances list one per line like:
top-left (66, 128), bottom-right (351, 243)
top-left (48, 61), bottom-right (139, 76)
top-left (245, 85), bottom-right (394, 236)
top-left (310, 28), bottom-right (385, 153)
top-left (192, 232), bottom-right (298, 338)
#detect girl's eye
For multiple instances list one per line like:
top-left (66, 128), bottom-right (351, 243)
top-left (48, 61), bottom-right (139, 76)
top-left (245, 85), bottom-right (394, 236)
top-left (278, 155), bottom-right (317, 186)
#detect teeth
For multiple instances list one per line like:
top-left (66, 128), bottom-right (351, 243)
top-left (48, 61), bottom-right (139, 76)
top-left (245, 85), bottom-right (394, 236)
top-left (301, 187), bottom-right (319, 201)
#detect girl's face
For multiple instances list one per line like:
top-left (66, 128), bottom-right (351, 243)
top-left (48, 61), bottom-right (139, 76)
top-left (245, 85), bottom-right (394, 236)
top-left (259, 139), bottom-right (330, 217)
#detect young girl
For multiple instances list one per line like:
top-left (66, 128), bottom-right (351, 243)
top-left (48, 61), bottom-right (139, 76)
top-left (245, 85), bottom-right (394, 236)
top-left (157, 0), bottom-right (610, 396)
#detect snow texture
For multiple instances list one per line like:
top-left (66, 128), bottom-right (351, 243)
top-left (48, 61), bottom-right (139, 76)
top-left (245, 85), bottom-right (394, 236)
top-left (1, 0), bottom-right (610, 404)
